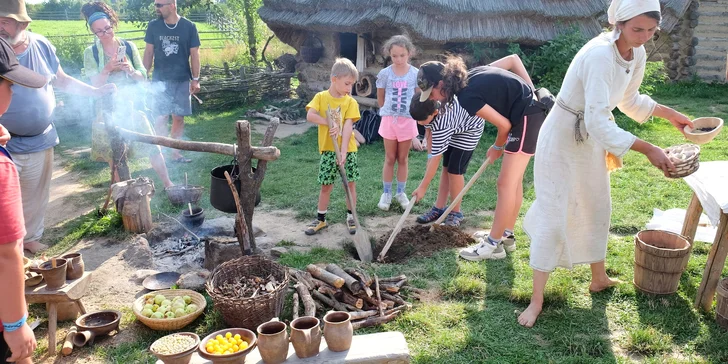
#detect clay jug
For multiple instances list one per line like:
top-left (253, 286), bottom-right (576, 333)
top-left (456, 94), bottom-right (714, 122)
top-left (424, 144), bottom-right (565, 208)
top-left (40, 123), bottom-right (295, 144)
top-left (61, 253), bottom-right (84, 280)
top-left (290, 316), bottom-right (321, 358)
top-left (323, 311), bottom-right (353, 352)
top-left (39, 258), bottom-right (68, 290)
top-left (256, 319), bottom-right (288, 364)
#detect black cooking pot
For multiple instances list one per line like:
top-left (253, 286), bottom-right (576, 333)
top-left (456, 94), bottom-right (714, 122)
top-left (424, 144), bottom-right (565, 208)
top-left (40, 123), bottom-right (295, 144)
top-left (210, 165), bottom-right (262, 213)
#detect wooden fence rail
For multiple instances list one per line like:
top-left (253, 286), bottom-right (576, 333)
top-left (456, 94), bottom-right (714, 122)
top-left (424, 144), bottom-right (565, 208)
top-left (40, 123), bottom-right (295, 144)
top-left (28, 11), bottom-right (209, 22)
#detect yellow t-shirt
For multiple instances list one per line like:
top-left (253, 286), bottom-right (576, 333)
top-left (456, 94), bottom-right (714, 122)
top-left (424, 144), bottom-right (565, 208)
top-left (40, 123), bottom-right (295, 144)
top-left (306, 90), bottom-right (361, 153)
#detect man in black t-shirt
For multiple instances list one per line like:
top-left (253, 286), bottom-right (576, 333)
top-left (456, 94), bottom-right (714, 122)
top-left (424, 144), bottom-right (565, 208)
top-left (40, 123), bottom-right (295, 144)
top-left (144, 0), bottom-right (201, 163)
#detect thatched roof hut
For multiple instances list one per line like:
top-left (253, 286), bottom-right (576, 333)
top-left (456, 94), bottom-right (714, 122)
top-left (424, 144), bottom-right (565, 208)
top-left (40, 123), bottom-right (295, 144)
top-left (259, 0), bottom-right (722, 100)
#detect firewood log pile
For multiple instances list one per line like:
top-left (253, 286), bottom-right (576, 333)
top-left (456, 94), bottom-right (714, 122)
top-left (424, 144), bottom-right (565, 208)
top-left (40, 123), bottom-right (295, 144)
top-left (245, 100), bottom-right (306, 125)
top-left (289, 264), bottom-right (421, 330)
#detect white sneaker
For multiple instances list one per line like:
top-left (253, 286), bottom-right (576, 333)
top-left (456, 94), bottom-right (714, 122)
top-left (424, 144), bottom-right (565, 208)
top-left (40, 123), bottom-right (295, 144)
top-left (394, 192), bottom-right (410, 207)
top-left (378, 193), bottom-right (392, 211)
top-left (459, 239), bottom-right (507, 261)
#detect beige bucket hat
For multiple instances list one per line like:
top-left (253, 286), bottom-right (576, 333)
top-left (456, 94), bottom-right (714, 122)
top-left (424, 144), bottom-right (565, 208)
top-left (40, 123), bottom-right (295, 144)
top-left (0, 0), bottom-right (33, 23)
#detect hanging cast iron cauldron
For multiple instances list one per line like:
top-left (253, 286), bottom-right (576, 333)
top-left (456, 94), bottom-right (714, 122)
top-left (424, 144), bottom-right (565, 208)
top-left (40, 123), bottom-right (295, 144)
top-left (210, 164), bottom-right (261, 213)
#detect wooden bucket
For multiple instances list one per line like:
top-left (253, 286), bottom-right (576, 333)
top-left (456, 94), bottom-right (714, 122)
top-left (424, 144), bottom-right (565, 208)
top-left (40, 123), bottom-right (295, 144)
top-left (633, 230), bottom-right (691, 295)
top-left (716, 278), bottom-right (728, 330)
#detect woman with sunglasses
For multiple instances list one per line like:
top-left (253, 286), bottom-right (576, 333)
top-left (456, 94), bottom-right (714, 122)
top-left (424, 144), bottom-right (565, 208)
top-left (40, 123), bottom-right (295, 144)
top-left (81, 1), bottom-right (174, 188)
top-left (416, 54), bottom-right (546, 260)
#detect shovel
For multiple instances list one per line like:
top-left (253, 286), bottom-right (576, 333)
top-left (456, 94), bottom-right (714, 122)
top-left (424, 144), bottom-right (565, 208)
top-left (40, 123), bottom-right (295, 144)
top-left (328, 119), bottom-right (373, 262)
top-left (377, 196), bottom-right (417, 262)
top-left (430, 156), bottom-right (494, 231)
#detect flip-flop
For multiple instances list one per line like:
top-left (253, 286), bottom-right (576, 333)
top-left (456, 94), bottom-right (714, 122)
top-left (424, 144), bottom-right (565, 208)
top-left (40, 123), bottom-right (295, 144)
top-left (171, 157), bottom-right (192, 163)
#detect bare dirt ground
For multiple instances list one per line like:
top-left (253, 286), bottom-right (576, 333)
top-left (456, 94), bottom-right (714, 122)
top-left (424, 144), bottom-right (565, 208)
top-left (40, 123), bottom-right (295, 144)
top-left (35, 142), bottom-right (492, 362)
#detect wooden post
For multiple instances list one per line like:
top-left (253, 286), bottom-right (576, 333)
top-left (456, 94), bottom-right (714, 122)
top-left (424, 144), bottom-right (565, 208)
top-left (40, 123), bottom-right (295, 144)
top-left (235, 119), bottom-right (279, 251)
top-left (112, 178), bottom-right (155, 233)
top-left (695, 213), bottom-right (728, 311)
top-left (681, 192), bottom-right (703, 249)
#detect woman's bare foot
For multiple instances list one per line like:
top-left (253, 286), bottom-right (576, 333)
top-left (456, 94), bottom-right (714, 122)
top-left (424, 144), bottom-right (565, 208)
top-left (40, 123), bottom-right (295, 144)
top-left (589, 277), bottom-right (622, 293)
top-left (23, 241), bottom-right (48, 254)
top-left (517, 301), bottom-right (543, 328)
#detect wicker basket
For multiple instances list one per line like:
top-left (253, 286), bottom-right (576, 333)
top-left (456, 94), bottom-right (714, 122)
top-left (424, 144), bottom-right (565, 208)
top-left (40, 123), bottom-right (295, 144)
top-left (206, 256), bottom-right (289, 331)
top-left (664, 144), bottom-right (700, 178)
top-left (133, 289), bottom-right (207, 331)
top-left (164, 185), bottom-right (204, 206)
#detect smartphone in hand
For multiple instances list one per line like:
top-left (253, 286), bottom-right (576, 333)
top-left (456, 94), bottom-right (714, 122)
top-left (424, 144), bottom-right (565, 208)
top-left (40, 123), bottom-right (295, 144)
top-left (117, 45), bottom-right (126, 62)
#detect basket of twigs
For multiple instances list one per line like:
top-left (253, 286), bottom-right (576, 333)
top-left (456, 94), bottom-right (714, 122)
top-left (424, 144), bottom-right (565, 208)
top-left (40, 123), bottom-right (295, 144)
top-left (664, 144), bottom-right (700, 178)
top-left (206, 256), bottom-right (289, 331)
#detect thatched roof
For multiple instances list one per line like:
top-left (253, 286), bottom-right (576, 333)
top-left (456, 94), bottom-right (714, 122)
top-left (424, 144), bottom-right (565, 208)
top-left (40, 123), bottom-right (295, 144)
top-left (259, 0), bottom-right (691, 47)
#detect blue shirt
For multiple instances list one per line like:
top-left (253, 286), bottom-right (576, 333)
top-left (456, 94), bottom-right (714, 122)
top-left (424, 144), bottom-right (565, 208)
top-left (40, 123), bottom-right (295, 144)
top-left (376, 65), bottom-right (418, 118)
top-left (0, 32), bottom-right (59, 154)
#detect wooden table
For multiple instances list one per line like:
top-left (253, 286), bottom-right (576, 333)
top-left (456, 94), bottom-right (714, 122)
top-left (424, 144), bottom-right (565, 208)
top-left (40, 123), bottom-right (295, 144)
top-left (681, 161), bottom-right (728, 311)
top-left (25, 271), bottom-right (92, 355)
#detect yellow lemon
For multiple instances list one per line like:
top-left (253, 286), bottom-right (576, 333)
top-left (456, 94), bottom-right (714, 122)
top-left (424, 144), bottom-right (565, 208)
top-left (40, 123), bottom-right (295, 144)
top-left (234, 334), bottom-right (241, 340)
top-left (240, 341), bottom-right (249, 350)
top-left (232, 344), bottom-right (239, 351)
top-left (215, 335), bottom-right (223, 341)
top-left (225, 332), bottom-right (232, 339)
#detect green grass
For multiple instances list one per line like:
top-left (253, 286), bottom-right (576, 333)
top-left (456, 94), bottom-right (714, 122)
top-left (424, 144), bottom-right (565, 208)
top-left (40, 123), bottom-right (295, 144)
top-left (50, 82), bottom-right (728, 363)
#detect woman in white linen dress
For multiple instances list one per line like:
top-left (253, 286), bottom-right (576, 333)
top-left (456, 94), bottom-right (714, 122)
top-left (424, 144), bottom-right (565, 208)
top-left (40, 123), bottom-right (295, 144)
top-left (518, 0), bottom-right (694, 327)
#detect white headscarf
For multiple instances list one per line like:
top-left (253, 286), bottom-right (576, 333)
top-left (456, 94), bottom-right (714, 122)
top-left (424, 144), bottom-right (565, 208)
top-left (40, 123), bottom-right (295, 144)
top-left (607, 0), bottom-right (661, 25)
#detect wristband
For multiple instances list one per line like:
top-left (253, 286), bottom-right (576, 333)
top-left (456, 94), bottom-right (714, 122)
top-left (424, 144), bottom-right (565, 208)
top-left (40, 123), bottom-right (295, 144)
top-left (491, 143), bottom-right (505, 151)
top-left (427, 153), bottom-right (434, 159)
top-left (192, 77), bottom-right (200, 81)
top-left (3, 313), bottom-right (27, 333)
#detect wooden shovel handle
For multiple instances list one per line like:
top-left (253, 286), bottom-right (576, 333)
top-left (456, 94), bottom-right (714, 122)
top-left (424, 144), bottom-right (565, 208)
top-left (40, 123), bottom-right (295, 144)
top-left (327, 118), bottom-right (362, 230)
top-left (432, 156), bottom-right (494, 226)
top-left (378, 197), bottom-right (417, 262)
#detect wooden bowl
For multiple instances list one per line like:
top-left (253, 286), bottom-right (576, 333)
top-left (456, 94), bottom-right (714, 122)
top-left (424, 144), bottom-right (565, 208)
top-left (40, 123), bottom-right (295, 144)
top-left (684, 117), bottom-right (723, 145)
top-left (198, 328), bottom-right (257, 363)
top-left (25, 272), bottom-right (43, 287)
top-left (150, 332), bottom-right (200, 364)
top-left (132, 289), bottom-right (206, 331)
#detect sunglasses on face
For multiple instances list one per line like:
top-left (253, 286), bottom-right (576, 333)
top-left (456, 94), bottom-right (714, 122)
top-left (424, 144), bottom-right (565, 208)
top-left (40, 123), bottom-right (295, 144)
top-left (93, 26), bottom-right (113, 36)
top-left (154, 3), bottom-right (170, 8)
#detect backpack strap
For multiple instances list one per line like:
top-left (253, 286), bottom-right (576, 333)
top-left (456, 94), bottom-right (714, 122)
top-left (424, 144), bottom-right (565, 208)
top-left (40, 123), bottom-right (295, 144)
top-left (92, 43), bottom-right (100, 70)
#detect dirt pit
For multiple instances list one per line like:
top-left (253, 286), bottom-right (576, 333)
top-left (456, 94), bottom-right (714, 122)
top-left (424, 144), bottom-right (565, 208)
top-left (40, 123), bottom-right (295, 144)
top-left (373, 225), bottom-right (475, 263)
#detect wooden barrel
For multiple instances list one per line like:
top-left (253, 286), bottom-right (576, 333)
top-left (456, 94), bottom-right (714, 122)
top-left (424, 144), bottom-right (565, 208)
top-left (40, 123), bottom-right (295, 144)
top-left (633, 230), bottom-right (691, 295)
top-left (717, 278), bottom-right (728, 330)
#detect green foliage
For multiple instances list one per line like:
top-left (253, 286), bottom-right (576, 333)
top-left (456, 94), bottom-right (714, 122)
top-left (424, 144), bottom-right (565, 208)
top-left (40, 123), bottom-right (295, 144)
top-left (464, 42), bottom-right (508, 66)
top-left (508, 28), bottom-right (588, 93)
top-left (121, 0), bottom-right (216, 24)
top-left (626, 326), bottom-right (673, 356)
top-left (51, 35), bottom-right (88, 76)
top-left (36, 0), bottom-right (84, 13)
top-left (639, 61), bottom-right (668, 95)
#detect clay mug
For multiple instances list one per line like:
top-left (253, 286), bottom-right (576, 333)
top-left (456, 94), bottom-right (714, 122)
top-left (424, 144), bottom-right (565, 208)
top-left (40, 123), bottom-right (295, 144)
top-left (323, 311), bottom-right (353, 352)
top-left (256, 318), bottom-right (288, 364)
top-left (290, 316), bottom-right (321, 359)
top-left (61, 253), bottom-right (84, 280)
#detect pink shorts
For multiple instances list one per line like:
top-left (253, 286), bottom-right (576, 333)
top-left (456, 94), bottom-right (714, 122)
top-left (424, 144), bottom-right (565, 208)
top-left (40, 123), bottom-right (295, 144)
top-left (378, 116), bottom-right (419, 142)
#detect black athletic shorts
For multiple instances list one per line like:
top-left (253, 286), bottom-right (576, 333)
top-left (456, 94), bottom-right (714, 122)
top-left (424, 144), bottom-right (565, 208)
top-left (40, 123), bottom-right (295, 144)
top-left (506, 104), bottom-right (547, 155)
top-left (442, 146), bottom-right (474, 175)
top-left (0, 334), bottom-right (12, 363)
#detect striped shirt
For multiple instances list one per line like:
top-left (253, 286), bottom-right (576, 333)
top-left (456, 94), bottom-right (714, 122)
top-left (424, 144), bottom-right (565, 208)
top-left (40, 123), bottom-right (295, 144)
top-left (426, 97), bottom-right (485, 156)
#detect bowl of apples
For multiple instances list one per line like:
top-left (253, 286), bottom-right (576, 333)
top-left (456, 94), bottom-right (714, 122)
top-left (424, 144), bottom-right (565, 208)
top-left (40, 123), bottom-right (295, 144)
top-left (133, 289), bottom-right (206, 331)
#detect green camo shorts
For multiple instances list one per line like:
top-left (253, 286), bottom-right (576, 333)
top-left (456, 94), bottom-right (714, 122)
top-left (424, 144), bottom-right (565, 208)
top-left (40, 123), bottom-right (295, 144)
top-left (318, 151), bottom-right (360, 185)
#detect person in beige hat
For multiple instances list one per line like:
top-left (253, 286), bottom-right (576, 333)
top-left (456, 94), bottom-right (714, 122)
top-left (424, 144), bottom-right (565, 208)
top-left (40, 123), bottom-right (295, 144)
top-left (0, 0), bottom-right (116, 255)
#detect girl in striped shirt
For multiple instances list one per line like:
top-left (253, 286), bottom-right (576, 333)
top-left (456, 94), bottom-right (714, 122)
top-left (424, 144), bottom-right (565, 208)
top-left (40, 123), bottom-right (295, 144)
top-left (409, 94), bottom-right (485, 226)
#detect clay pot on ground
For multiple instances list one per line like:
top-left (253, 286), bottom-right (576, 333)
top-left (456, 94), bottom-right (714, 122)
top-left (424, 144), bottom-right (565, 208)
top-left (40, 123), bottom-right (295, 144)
top-left (38, 258), bottom-right (68, 290)
top-left (323, 311), bottom-right (353, 352)
top-left (61, 253), bottom-right (84, 280)
top-left (290, 316), bottom-right (321, 359)
top-left (256, 319), bottom-right (288, 364)
top-left (181, 206), bottom-right (205, 229)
